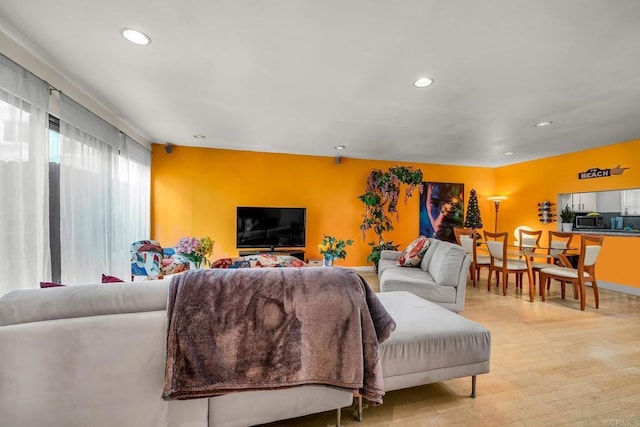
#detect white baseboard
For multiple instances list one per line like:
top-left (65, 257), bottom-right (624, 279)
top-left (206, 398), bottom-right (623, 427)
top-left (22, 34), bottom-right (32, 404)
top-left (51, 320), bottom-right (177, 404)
top-left (593, 281), bottom-right (640, 296)
top-left (350, 265), bottom-right (376, 272)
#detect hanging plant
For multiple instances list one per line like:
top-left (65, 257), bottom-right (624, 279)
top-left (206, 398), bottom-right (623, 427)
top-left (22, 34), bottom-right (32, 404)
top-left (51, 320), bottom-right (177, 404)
top-left (359, 165), bottom-right (423, 269)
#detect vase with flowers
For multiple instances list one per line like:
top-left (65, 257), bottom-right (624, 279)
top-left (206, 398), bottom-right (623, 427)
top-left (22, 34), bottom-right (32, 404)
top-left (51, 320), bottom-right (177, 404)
top-left (318, 234), bottom-right (353, 267)
top-left (177, 236), bottom-right (214, 269)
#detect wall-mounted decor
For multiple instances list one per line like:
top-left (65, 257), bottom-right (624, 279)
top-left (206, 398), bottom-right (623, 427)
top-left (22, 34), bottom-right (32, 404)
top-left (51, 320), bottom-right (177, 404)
top-left (578, 165), bottom-right (629, 179)
top-left (538, 201), bottom-right (555, 223)
top-left (419, 182), bottom-right (464, 243)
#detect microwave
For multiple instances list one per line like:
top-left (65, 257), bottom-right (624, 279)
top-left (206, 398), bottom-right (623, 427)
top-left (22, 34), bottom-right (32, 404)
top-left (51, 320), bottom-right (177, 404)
top-left (575, 215), bottom-right (604, 229)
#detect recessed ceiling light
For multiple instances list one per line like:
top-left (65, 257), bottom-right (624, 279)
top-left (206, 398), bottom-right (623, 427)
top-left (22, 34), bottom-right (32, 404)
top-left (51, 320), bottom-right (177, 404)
top-left (413, 77), bottom-right (434, 88)
top-left (503, 151), bottom-right (515, 156)
top-left (120, 28), bottom-right (151, 45)
top-left (193, 134), bottom-right (206, 139)
top-left (334, 145), bottom-right (346, 150)
top-left (534, 120), bottom-right (552, 127)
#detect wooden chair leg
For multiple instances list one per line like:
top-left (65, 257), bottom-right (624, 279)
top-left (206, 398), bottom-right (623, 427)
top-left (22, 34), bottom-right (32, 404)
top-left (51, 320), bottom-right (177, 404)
top-left (579, 280), bottom-right (587, 311)
top-left (560, 281), bottom-right (566, 299)
top-left (469, 264), bottom-right (476, 287)
top-left (502, 270), bottom-right (507, 296)
top-left (487, 269), bottom-right (493, 291)
top-left (540, 275), bottom-right (548, 301)
top-left (592, 279), bottom-right (600, 309)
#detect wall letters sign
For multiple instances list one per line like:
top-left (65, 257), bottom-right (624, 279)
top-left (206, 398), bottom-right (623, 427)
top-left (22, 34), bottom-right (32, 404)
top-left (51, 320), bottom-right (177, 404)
top-left (578, 165), bottom-right (629, 179)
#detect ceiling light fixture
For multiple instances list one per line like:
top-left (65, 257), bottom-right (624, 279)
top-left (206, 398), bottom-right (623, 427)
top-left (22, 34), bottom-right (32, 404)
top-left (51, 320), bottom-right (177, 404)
top-left (334, 145), bottom-right (346, 150)
top-left (120, 28), bottom-right (151, 45)
top-left (534, 120), bottom-right (552, 127)
top-left (503, 151), bottom-right (515, 156)
top-left (193, 134), bottom-right (206, 139)
top-left (413, 77), bottom-right (434, 88)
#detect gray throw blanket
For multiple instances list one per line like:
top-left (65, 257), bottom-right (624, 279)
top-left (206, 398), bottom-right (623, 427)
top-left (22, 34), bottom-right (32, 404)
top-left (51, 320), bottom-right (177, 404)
top-left (162, 267), bottom-right (395, 404)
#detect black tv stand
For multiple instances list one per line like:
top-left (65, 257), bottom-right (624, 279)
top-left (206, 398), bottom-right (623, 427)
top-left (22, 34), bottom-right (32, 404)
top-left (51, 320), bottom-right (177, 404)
top-left (238, 248), bottom-right (305, 261)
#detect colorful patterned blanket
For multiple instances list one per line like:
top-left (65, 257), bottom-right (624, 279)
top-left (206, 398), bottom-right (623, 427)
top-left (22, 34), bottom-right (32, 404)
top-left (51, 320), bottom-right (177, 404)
top-left (211, 254), bottom-right (306, 268)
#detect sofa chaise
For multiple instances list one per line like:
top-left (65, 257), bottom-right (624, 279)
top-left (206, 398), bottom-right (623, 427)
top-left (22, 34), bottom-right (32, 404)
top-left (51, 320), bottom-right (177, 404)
top-left (378, 237), bottom-right (472, 312)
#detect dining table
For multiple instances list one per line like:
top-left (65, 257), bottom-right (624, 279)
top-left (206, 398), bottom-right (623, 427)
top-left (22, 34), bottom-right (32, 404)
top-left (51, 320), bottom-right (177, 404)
top-left (506, 244), bottom-right (576, 302)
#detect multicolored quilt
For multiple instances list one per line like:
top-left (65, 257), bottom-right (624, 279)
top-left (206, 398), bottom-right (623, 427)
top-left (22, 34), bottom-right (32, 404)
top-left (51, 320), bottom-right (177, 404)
top-left (211, 254), bottom-right (306, 269)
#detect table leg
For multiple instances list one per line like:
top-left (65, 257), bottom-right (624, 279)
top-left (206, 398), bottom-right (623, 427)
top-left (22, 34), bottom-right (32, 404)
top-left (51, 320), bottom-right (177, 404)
top-left (525, 255), bottom-right (535, 302)
top-left (558, 254), bottom-right (572, 268)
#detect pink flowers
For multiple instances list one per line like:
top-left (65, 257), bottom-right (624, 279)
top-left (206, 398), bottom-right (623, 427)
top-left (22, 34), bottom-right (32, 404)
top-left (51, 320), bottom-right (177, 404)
top-left (177, 236), bottom-right (214, 268)
top-left (177, 237), bottom-right (201, 255)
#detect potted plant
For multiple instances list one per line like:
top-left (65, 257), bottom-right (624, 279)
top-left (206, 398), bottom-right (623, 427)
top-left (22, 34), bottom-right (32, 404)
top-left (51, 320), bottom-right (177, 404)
top-left (318, 234), bottom-right (353, 267)
top-left (560, 205), bottom-right (575, 232)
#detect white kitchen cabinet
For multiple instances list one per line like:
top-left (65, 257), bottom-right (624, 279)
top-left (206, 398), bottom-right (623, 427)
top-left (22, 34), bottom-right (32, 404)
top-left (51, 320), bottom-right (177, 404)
top-left (571, 192), bottom-right (597, 212)
top-left (596, 190), bottom-right (622, 212)
top-left (621, 189), bottom-right (640, 215)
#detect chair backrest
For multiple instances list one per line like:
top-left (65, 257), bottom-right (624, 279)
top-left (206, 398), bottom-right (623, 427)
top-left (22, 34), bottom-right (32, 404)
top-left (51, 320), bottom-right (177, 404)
top-left (454, 228), bottom-right (482, 265)
top-left (483, 231), bottom-right (507, 262)
top-left (513, 225), bottom-right (533, 245)
top-left (548, 231), bottom-right (573, 258)
top-left (453, 228), bottom-right (475, 254)
top-left (518, 229), bottom-right (542, 248)
top-left (131, 240), bottom-right (162, 254)
top-left (131, 240), bottom-right (163, 278)
top-left (579, 234), bottom-right (604, 269)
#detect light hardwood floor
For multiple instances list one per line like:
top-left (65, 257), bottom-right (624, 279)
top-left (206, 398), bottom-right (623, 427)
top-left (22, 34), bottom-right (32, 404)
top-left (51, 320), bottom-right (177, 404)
top-left (263, 271), bottom-right (640, 426)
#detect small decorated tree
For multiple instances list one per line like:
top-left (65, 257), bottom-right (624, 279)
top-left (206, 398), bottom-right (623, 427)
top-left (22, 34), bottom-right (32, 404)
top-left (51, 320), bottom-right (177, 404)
top-left (464, 189), bottom-right (483, 230)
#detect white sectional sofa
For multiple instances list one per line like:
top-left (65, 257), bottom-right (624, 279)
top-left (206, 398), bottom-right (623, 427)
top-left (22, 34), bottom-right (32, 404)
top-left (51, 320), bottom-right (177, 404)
top-left (378, 238), bottom-right (472, 312)
top-left (0, 268), bottom-right (490, 427)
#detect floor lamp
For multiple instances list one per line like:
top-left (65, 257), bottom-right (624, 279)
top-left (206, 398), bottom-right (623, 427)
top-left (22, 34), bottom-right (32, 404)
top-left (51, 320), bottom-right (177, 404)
top-left (487, 196), bottom-right (507, 232)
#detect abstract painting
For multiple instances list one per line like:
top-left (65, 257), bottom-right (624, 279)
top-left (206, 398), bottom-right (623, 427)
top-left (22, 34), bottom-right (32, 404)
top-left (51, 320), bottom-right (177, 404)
top-left (419, 182), bottom-right (465, 243)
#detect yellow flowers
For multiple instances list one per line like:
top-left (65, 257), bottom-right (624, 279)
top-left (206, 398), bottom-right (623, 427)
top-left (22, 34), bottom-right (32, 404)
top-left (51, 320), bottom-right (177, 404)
top-left (318, 234), bottom-right (353, 260)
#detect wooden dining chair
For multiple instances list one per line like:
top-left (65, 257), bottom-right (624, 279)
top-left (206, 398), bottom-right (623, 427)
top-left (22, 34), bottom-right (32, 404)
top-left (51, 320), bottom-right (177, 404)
top-left (531, 231), bottom-right (575, 295)
top-left (517, 229), bottom-right (543, 289)
top-left (454, 228), bottom-right (490, 287)
top-left (539, 234), bottom-right (604, 311)
top-left (518, 228), bottom-right (542, 248)
top-left (483, 231), bottom-right (528, 296)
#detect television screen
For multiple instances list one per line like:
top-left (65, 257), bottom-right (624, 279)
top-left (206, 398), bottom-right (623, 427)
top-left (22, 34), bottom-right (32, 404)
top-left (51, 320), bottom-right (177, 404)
top-left (236, 207), bottom-right (306, 248)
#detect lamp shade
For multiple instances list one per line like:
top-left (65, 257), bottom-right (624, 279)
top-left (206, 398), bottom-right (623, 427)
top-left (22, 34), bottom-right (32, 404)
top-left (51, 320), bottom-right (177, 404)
top-left (487, 195), bottom-right (508, 202)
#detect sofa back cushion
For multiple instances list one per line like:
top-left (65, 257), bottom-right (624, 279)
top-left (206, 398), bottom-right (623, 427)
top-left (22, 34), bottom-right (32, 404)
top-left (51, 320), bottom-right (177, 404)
top-left (421, 239), bottom-right (466, 287)
top-left (0, 280), bottom-right (171, 326)
top-left (420, 238), bottom-right (441, 271)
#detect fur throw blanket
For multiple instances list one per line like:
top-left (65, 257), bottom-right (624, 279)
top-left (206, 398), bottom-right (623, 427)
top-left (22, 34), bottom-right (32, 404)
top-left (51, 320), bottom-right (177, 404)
top-left (162, 267), bottom-right (395, 404)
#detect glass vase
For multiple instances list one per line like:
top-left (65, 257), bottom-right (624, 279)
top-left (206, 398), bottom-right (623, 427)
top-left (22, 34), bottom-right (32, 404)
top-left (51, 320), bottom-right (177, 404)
top-left (323, 255), bottom-right (334, 267)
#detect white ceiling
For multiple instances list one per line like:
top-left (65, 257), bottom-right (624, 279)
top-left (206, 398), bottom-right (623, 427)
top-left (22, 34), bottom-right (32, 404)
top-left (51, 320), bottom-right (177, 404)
top-left (2, 0), bottom-right (640, 167)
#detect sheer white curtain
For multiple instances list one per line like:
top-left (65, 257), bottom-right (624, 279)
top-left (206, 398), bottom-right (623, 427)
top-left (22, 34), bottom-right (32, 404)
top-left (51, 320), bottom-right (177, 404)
top-left (59, 94), bottom-right (150, 283)
top-left (0, 54), bottom-right (50, 296)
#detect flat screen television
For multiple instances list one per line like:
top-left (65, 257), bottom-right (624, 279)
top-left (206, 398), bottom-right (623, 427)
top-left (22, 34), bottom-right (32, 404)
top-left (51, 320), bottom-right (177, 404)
top-left (236, 207), bottom-right (306, 249)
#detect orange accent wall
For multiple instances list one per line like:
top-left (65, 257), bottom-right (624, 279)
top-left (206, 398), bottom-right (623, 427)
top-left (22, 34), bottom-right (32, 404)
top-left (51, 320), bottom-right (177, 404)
top-left (151, 144), bottom-right (494, 266)
top-left (494, 138), bottom-right (640, 289)
top-left (151, 138), bottom-right (640, 289)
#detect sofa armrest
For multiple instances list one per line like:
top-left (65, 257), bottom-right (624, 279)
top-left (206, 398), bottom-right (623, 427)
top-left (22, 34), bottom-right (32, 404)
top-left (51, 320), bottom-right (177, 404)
top-left (380, 250), bottom-right (401, 261)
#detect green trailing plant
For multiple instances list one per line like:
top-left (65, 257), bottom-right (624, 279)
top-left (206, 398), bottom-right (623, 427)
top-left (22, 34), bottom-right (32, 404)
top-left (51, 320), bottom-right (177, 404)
top-left (367, 241), bottom-right (400, 272)
top-left (560, 205), bottom-right (575, 223)
top-left (359, 165), bottom-right (423, 269)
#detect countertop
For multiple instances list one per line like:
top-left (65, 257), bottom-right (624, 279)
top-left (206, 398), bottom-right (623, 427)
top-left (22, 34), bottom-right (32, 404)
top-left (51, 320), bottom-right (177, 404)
top-left (572, 229), bottom-right (640, 237)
